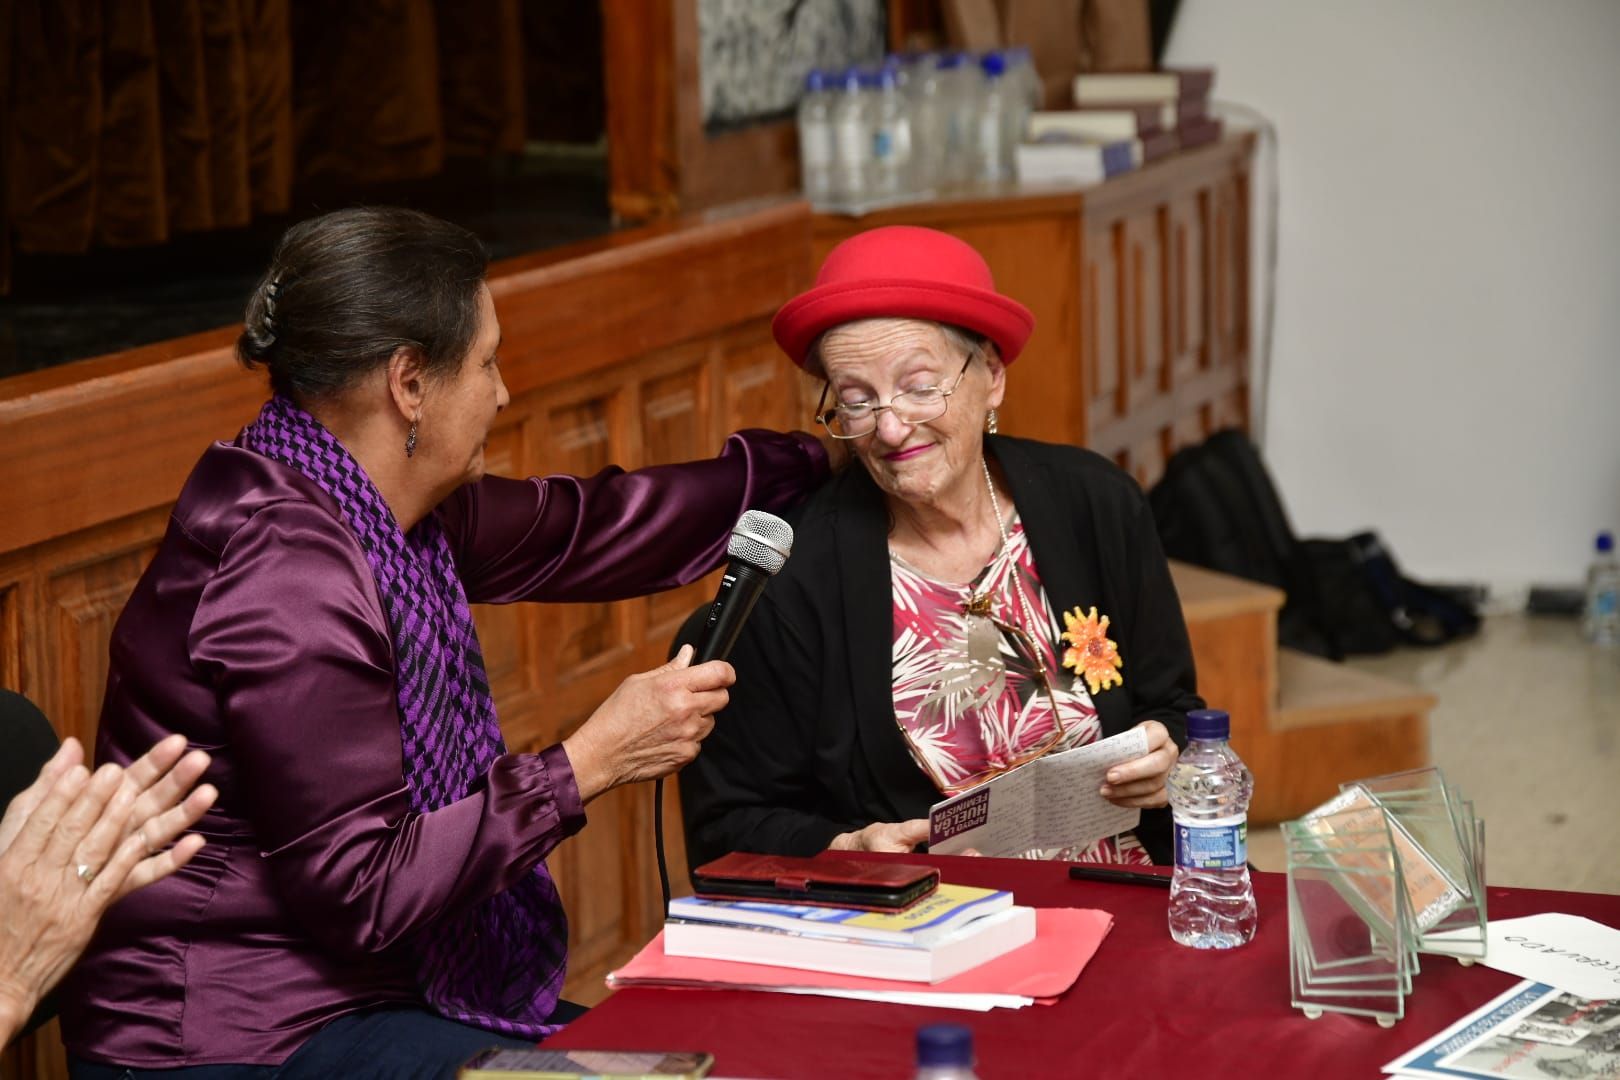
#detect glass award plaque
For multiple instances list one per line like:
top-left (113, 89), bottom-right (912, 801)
top-left (1284, 766), bottom-right (1486, 1024)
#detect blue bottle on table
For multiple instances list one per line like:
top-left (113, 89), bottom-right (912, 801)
top-left (1167, 708), bottom-right (1257, 948)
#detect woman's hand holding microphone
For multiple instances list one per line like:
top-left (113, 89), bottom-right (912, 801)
top-left (562, 644), bottom-right (735, 804)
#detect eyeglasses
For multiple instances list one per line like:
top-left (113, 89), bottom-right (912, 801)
top-left (899, 592), bottom-right (1070, 796)
top-left (814, 354), bottom-right (974, 440)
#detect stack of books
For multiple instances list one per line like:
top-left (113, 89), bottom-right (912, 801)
top-left (662, 883), bottom-right (1036, 984)
top-left (1013, 66), bottom-right (1222, 186)
top-left (1072, 67), bottom-right (1223, 157)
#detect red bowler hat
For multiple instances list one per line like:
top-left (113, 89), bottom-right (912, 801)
top-left (772, 226), bottom-right (1035, 368)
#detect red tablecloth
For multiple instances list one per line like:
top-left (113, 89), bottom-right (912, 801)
top-left (546, 854), bottom-right (1620, 1079)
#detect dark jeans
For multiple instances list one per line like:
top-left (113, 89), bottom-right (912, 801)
top-left (69, 1002), bottom-right (589, 1080)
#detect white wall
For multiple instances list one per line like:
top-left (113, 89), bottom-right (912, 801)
top-left (1165, 0), bottom-right (1620, 593)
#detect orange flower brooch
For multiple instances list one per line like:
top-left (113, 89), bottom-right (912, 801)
top-left (1062, 606), bottom-right (1123, 695)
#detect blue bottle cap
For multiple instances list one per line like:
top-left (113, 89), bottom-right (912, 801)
top-left (876, 65), bottom-right (900, 90)
top-left (916, 1024), bottom-right (973, 1067)
top-left (1186, 709), bottom-right (1231, 740)
top-left (1599, 531), bottom-right (1615, 554)
top-left (981, 51), bottom-right (1007, 77)
top-left (840, 67), bottom-right (864, 91)
top-left (936, 51), bottom-right (965, 69)
top-left (804, 69), bottom-right (827, 93)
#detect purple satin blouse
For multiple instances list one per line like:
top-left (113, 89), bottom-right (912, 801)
top-left (62, 429), bottom-right (826, 1068)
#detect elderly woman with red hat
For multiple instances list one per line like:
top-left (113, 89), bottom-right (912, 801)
top-left (680, 226), bottom-right (1202, 866)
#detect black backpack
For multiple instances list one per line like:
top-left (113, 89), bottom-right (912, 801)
top-left (1148, 430), bottom-right (1478, 657)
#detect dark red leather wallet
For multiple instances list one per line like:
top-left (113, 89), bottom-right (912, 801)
top-left (687, 853), bottom-right (940, 910)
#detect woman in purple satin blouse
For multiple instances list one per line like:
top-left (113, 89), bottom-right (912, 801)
top-left (62, 208), bottom-right (828, 1080)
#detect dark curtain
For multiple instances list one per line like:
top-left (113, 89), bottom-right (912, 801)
top-left (3, 0), bottom-right (588, 262)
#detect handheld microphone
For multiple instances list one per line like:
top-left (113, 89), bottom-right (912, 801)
top-left (656, 510), bottom-right (794, 918)
top-left (692, 510), bottom-right (794, 664)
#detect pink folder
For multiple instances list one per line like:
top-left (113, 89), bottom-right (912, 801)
top-left (609, 907), bottom-right (1113, 1002)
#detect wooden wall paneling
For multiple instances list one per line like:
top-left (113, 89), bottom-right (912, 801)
top-left (0, 563), bottom-right (31, 695)
top-left (471, 420), bottom-right (536, 734)
top-left (41, 512), bottom-right (169, 749)
top-left (1210, 174), bottom-right (1244, 373)
top-left (1122, 208), bottom-right (1167, 417)
top-left (1083, 223), bottom-right (1124, 442)
top-left (717, 323), bottom-right (803, 436)
top-left (542, 377), bottom-right (636, 678)
top-left (948, 217), bottom-right (1081, 445)
top-left (488, 202), bottom-right (812, 400)
top-left (1169, 191), bottom-right (1208, 384)
top-left (0, 334), bottom-right (261, 558)
top-left (1212, 383), bottom-right (1248, 432)
top-left (637, 343), bottom-right (713, 636)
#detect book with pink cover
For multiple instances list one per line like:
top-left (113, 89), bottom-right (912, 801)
top-left (608, 907), bottom-right (1113, 1003)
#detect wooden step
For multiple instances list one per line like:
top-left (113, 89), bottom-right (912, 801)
top-left (1274, 648), bottom-right (1437, 731)
top-left (1166, 561), bottom-right (1435, 824)
top-left (1171, 560), bottom-right (1284, 625)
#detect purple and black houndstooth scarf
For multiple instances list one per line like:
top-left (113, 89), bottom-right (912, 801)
top-left (241, 394), bottom-right (568, 1039)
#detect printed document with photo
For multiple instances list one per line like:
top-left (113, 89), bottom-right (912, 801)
top-left (928, 727), bottom-right (1147, 856)
top-left (1384, 979), bottom-right (1620, 1080)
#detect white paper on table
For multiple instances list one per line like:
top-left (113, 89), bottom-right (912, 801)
top-left (771, 986), bottom-right (1035, 1011)
top-left (1427, 913), bottom-right (1620, 1001)
top-left (928, 727), bottom-right (1147, 856)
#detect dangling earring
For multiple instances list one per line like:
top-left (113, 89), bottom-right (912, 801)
top-left (405, 418), bottom-right (418, 458)
top-left (985, 409), bottom-right (999, 436)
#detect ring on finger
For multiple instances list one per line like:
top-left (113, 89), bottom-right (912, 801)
top-left (76, 862), bottom-right (97, 884)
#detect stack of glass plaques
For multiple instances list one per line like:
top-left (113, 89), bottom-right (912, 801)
top-left (1283, 766), bottom-right (1486, 1026)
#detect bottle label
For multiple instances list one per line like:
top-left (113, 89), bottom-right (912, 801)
top-left (871, 127), bottom-right (893, 160)
top-left (1172, 814), bottom-right (1248, 870)
top-left (1596, 589), bottom-right (1618, 617)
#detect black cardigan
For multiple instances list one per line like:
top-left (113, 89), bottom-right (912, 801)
top-left (679, 435), bottom-right (1202, 866)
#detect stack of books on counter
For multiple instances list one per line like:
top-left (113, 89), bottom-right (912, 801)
top-left (663, 883), bottom-right (1035, 984)
top-left (1015, 67), bottom-right (1222, 186)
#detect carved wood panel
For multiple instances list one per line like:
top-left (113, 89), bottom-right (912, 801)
top-left (542, 389), bottom-right (634, 683)
top-left (639, 355), bottom-right (711, 635)
top-left (1211, 174), bottom-right (1246, 372)
top-left (470, 421), bottom-right (534, 722)
top-left (1123, 209), bottom-right (1167, 412)
top-left (44, 537), bottom-right (163, 750)
top-left (0, 575), bottom-right (26, 694)
top-left (1169, 191), bottom-right (1208, 382)
top-left (1084, 225), bottom-right (1123, 434)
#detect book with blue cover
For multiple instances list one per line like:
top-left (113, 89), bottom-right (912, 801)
top-left (666, 882), bottom-right (1014, 947)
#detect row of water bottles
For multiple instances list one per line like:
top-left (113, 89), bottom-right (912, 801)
top-left (798, 48), bottom-right (1041, 208)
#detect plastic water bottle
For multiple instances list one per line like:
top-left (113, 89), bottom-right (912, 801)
top-left (1167, 708), bottom-right (1257, 949)
top-left (1005, 45), bottom-right (1042, 112)
top-left (1000, 47), bottom-right (1035, 150)
top-left (831, 67), bottom-right (871, 204)
top-left (913, 1024), bottom-right (980, 1080)
top-left (933, 52), bottom-right (977, 189)
top-left (868, 64), bottom-right (914, 199)
top-left (975, 52), bottom-right (1015, 183)
top-left (1584, 531), bottom-right (1620, 645)
top-left (910, 53), bottom-right (947, 193)
top-left (797, 70), bottom-right (835, 205)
